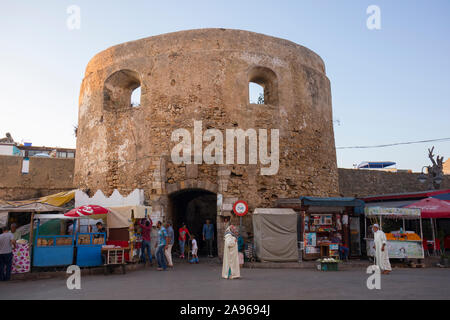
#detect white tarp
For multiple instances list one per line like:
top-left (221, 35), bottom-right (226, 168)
top-left (0, 211), bottom-right (8, 228)
top-left (107, 206), bottom-right (153, 228)
top-left (252, 208), bottom-right (299, 262)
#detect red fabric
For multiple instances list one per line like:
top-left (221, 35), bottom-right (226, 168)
top-left (445, 236), bottom-right (450, 250)
top-left (106, 240), bottom-right (130, 261)
top-left (422, 239), bottom-right (429, 251)
top-left (405, 197), bottom-right (450, 218)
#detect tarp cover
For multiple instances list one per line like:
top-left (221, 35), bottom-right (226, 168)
top-left (300, 196), bottom-right (364, 208)
top-left (107, 206), bottom-right (151, 228)
top-left (252, 208), bottom-right (298, 262)
top-left (0, 190), bottom-right (75, 209)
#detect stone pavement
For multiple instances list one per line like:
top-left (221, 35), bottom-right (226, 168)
top-left (1, 262), bottom-right (449, 300)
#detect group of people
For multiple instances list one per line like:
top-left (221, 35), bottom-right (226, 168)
top-left (138, 218), bottom-right (175, 271)
top-left (136, 218), bottom-right (222, 271)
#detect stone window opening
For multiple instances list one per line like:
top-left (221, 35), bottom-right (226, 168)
top-left (248, 66), bottom-right (278, 106)
top-left (249, 82), bottom-right (264, 104)
top-left (103, 69), bottom-right (141, 112)
top-left (131, 86), bottom-right (141, 107)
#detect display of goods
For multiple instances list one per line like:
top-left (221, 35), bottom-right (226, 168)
top-left (78, 235), bottom-right (91, 245)
top-left (93, 238), bottom-right (104, 245)
top-left (55, 238), bottom-right (73, 246)
top-left (386, 233), bottom-right (421, 241)
top-left (56, 238), bottom-right (66, 246)
top-left (320, 262), bottom-right (339, 271)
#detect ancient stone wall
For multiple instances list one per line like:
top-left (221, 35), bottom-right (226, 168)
top-left (338, 168), bottom-right (450, 197)
top-left (75, 28), bottom-right (338, 203)
top-left (0, 155), bottom-right (75, 200)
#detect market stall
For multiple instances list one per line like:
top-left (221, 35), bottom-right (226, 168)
top-left (299, 197), bottom-right (365, 261)
top-left (364, 207), bottom-right (424, 260)
top-left (65, 205), bottom-right (109, 267)
top-left (405, 197), bottom-right (450, 255)
top-left (0, 191), bottom-right (75, 272)
top-left (107, 206), bottom-right (156, 263)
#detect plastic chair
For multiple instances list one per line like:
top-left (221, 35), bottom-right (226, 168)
top-left (422, 239), bottom-right (430, 257)
top-left (444, 235), bottom-right (450, 251)
top-left (435, 239), bottom-right (442, 256)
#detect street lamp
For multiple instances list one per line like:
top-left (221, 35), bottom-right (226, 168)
top-left (418, 167), bottom-right (428, 184)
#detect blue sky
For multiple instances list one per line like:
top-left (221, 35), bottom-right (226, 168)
top-left (0, 0), bottom-right (449, 171)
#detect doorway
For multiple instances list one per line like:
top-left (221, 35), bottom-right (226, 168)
top-left (168, 188), bottom-right (217, 257)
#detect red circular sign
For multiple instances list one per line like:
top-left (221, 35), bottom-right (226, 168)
top-left (233, 200), bottom-right (248, 217)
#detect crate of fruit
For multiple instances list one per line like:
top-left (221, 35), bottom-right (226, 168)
top-left (317, 258), bottom-right (340, 271)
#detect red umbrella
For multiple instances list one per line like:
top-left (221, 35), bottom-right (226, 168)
top-left (64, 205), bottom-right (109, 218)
top-left (405, 197), bottom-right (450, 219)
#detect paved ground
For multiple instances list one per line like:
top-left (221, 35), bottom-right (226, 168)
top-left (1, 263), bottom-right (449, 300)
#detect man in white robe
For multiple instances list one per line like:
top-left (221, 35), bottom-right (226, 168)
top-left (222, 225), bottom-right (240, 279)
top-left (373, 224), bottom-right (392, 274)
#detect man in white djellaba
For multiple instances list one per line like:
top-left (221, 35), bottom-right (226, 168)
top-left (372, 224), bottom-right (392, 274)
top-left (222, 225), bottom-right (240, 279)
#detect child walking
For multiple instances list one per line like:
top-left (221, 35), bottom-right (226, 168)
top-left (189, 235), bottom-right (199, 264)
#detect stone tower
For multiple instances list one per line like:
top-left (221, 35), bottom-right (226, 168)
top-left (75, 28), bottom-right (339, 256)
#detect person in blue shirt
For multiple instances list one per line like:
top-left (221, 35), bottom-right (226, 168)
top-left (155, 221), bottom-right (169, 271)
top-left (202, 219), bottom-right (215, 257)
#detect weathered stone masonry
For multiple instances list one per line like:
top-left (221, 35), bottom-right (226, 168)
top-left (74, 29), bottom-right (339, 256)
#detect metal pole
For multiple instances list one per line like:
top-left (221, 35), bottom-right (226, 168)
top-left (419, 215), bottom-right (424, 258)
top-left (431, 218), bottom-right (436, 256)
top-left (239, 216), bottom-right (242, 234)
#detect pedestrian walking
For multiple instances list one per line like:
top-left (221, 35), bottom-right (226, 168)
top-left (372, 224), bottom-right (392, 274)
top-left (0, 227), bottom-right (16, 281)
top-left (202, 219), bottom-right (214, 257)
top-left (222, 225), bottom-right (240, 280)
top-left (178, 222), bottom-right (190, 259)
top-left (189, 235), bottom-right (199, 264)
top-left (165, 221), bottom-right (174, 267)
top-left (155, 221), bottom-right (169, 271)
top-left (139, 218), bottom-right (153, 266)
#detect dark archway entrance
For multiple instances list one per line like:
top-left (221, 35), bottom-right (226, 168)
top-left (168, 188), bottom-right (217, 257)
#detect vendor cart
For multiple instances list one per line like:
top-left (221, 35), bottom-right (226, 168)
top-left (76, 232), bottom-right (106, 267)
top-left (32, 214), bottom-right (75, 267)
top-left (65, 205), bottom-right (109, 267)
top-left (364, 207), bottom-right (424, 260)
top-left (102, 246), bottom-right (128, 274)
